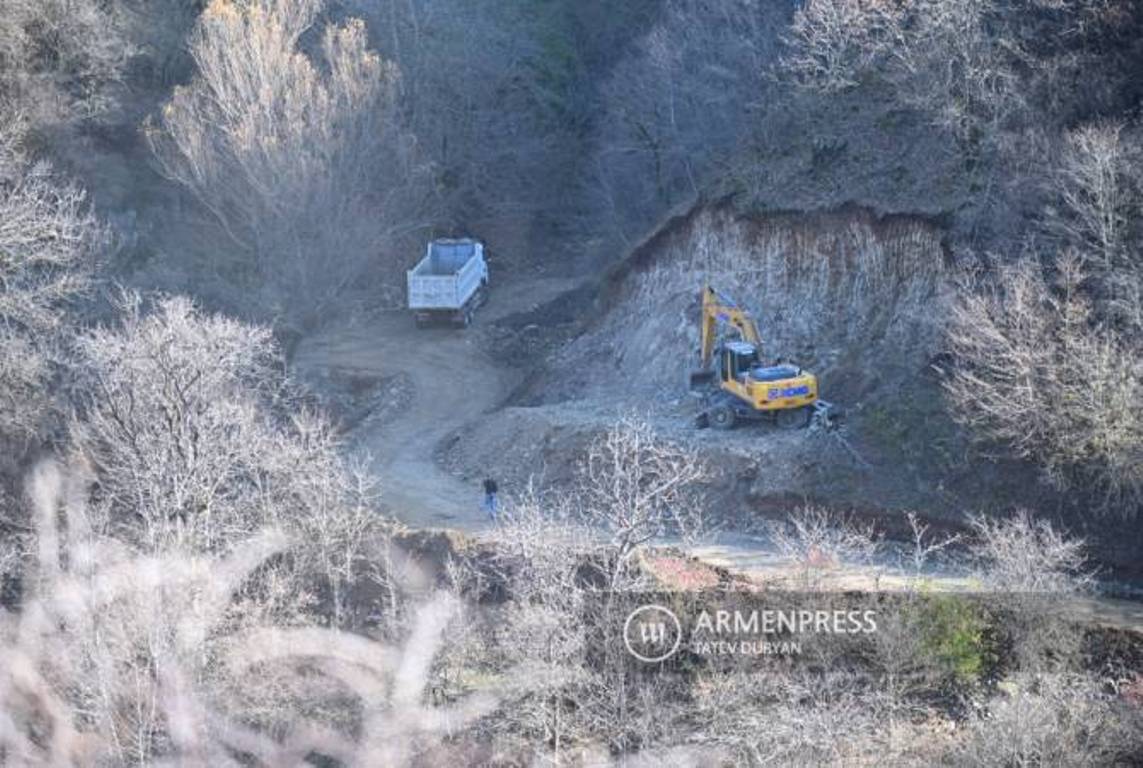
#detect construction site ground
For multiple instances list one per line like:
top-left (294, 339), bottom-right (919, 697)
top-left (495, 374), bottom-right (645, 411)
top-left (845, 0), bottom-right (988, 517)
top-left (292, 268), bottom-right (1143, 635)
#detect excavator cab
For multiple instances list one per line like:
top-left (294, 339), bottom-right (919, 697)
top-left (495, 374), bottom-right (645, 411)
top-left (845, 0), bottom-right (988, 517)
top-left (718, 341), bottom-right (760, 383)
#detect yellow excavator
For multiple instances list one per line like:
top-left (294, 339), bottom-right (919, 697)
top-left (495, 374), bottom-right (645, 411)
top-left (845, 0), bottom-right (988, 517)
top-left (691, 285), bottom-right (836, 430)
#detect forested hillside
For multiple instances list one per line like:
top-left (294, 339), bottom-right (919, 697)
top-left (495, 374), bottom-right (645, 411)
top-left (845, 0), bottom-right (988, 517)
top-left (1, 1), bottom-right (1141, 765)
top-left (4, 0), bottom-right (1141, 508)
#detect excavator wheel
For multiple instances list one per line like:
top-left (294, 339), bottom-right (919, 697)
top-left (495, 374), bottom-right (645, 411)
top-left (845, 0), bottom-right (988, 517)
top-left (775, 406), bottom-right (810, 430)
top-left (709, 404), bottom-right (736, 430)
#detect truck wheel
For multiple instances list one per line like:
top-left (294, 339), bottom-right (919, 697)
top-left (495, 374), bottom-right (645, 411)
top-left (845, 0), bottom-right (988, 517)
top-left (775, 407), bottom-right (809, 430)
top-left (709, 405), bottom-right (736, 430)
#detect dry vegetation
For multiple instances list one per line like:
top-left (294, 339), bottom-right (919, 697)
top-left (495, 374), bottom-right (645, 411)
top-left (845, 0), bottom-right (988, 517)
top-left (782, 0), bottom-right (1143, 513)
top-left (147, 0), bottom-right (432, 326)
top-left (945, 125), bottom-right (1143, 508)
top-left (4, 412), bottom-right (1140, 765)
top-left (0, 0), bottom-right (1141, 764)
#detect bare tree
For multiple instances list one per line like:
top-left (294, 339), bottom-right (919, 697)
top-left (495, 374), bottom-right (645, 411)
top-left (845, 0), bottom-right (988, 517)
top-left (781, 0), bottom-right (902, 93)
top-left (782, 0), bottom-right (1024, 146)
top-left (592, 0), bottom-right (772, 245)
top-left (68, 292), bottom-right (388, 627)
top-left (892, 0), bottom-right (1025, 145)
top-left (767, 504), bottom-right (880, 589)
top-left (148, 0), bottom-right (431, 324)
top-left (1055, 124), bottom-right (1135, 267)
top-left (946, 256), bottom-right (1143, 508)
top-left (69, 293), bottom-right (285, 551)
top-left (580, 415), bottom-right (710, 588)
top-left (1049, 121), bottom-right (1142, 328)
top-left (0, 0), bottom-right (129, 125)
top-left (0, 119), bottom-right (103, 444)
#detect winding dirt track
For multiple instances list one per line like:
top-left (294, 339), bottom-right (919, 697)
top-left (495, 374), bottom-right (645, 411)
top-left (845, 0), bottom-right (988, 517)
top-left (292, 277), bottom-right (577, 529)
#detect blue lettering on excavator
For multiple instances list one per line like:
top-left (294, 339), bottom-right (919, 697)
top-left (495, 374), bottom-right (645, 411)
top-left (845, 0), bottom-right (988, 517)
top-left (768, 385), bottom-right (811, 398)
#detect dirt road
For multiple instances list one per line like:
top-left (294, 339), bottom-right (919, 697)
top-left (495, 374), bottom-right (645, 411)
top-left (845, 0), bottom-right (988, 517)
top-left (292, 276), bottom-right (579, 528)
top-left (292, 277), bottom-right (1143, 633)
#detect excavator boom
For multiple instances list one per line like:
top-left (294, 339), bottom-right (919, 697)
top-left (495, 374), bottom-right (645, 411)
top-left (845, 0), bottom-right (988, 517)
top-left (698, 285), bottom-right (762, 369)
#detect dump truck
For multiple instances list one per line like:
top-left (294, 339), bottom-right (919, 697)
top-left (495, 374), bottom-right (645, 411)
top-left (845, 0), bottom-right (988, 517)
top-left (407, 238), bottom-right (489, 328)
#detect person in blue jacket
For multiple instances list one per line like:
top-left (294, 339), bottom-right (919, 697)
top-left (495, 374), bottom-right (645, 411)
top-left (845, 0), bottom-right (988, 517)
top-left (482, 478), bottom-right (499, 522)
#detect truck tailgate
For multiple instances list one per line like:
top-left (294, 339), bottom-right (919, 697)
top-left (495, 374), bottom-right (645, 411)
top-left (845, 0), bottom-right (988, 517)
top-left (408, 275), bottom-right (463, 308)
top-left (407, 255), bottom-right (484, 309)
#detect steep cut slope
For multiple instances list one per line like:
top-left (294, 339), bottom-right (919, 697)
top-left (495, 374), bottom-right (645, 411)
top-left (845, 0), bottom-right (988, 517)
top-left (528, 202), bottom-right (952, 407)
top-left (440, 201), bottom-right (995, 524)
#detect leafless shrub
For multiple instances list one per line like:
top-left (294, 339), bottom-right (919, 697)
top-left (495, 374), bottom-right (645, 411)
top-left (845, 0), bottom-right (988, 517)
top-left (68, 292), bottom-right (389, 625)
top-left (781, 0), bottom-right (903, 93)
top-left (147, 0), bottom-right (432, 324)
top-left (475, 488), bottom-right (706, 761)
top-left (226, 591), bottom-right (500, 765)
top-left (1049, 121), bottom-right (1143, 328)
top-left (949, 672), bottom-right (1143, 766)
top-left (902, 510), bottom-right (963, 577)
top-left (580, 415), bottom-right (710, 588)
top-left (694, 670), bottom-right (884, 764)
top-left (767, 505), bottom-right (880, 588)
top-left (867, 606), bottom-right (946, 745)
top-left (0, 0), bottom-right (129, 125)
top-left (488, 489), bottom-right (597, 614)
top-left (0, 460), bottom-right (297, 765)
top-left (946, 256), bottom-right (1143, 509)
top-left (970, 509), bottom-right (1092, 594)
top-left (1, 459), bottom-right (500, 766)
top-left (0, 119), bottom-right (103, 443)
top-left (970, 510), bottom-right (1093, 670)
top-left (472, 494), bottom-right (598, 759)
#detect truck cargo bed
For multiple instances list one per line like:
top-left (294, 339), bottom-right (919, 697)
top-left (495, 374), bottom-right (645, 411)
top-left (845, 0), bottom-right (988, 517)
top-left (407, 238), bottom-right (489, 327)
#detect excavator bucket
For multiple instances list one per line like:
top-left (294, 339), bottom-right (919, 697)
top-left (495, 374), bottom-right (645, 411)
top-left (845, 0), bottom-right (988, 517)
top-left (810, 400), bottom-right (844, 430)
top-left (689, 369), bottom-right (715, 390)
